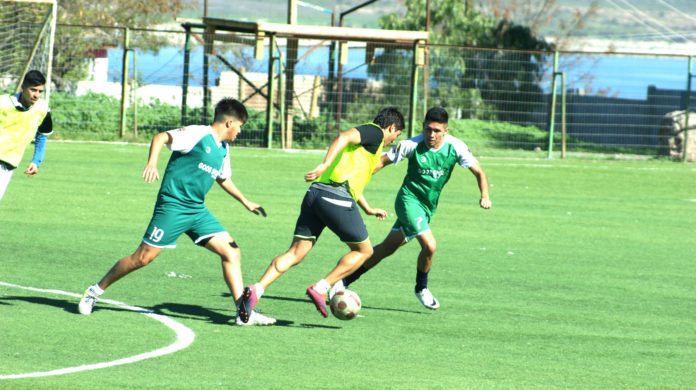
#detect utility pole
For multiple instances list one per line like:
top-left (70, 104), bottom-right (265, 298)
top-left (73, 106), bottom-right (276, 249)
top-left (285, 0), bottom-right (298, 148)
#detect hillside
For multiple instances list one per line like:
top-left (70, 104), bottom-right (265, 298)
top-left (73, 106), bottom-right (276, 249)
top-left (183, 0), bottom-right (696, 48)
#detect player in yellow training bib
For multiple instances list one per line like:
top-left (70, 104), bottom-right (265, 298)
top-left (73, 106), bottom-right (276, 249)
top-left (0, 70), bottom-right (53, 201)
top-left (238, 107), bottom-right (405, 322)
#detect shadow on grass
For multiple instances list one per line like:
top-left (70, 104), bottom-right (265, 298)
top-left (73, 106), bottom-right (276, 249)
top-left (1, 293), bottom-right (423, 330)
top-left (148, 302), bottom-right (234, 325)
top-left (0, 295), bottom-right (79, 314)
top-left (262, 294), bottom-right (425, 315)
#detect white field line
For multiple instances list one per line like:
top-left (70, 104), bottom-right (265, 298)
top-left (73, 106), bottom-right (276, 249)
top-left (0, 281), bottom-right (195, 380)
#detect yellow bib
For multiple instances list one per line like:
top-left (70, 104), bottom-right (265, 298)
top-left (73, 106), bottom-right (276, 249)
top-left (0, 95), bottom-right (49, 167)
top-left (316, 126), bottom-right (384, 201)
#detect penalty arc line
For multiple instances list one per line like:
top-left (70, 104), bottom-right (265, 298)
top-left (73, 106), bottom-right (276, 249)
top-left (0, 281), bottom-right (195, 380)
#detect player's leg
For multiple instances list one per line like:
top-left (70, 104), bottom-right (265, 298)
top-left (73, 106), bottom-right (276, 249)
top-left (238, 189), bottom-right (323, 323)
top-left (260, 237), bottom-right (315, 288)
top-left (257, 185), bottom-right (322, 290)
top-left (78, 204), bottom-right (182, 315)
top-left (326, 239), bottom-right (374, 285)
top-left (414, 230), bottom-right (439, 309)
top-left (341, 228), bottom-right (406, 289)
top-left (201, 232), bottom-right (277, 326)
top-left (99, 242), bottom-right (162, 289)
top-left (78, 242), bottom-right (161, 315)
top-left (238, 237), bottom-right (314, 323)
top-left (392, 195), bottom-right (439, 309)
top-left (0, 162), bottom-right (15, 200)
top-left (308, 191), bottom-right (372, 317)
top-left (201, 232), bottom-right (242, 301)
top-left (310, 240), bottom-right (373, 318)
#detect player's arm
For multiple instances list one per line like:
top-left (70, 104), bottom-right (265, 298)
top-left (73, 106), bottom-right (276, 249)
top-left (25, 113), bottom-right (53, 177)
top-left (372, 154), bottom-right (393, 175)
top-left (304, 128), bottom-right (361, 181)
top-left (468, 163), bottom-right (491, 209)
top-left (357, 193), bottom-right (387, 221)
top-left (216, 177), bottom-right (266, 217)
top-left (142, 131), bottom-right (172, 183)
top-left (24, 133), bottom-right (46, 177)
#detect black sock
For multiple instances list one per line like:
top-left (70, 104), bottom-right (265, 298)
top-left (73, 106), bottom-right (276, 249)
top-left (415, 270), bottom-right (429, 292)
top-left (343, 266), bottom-right (369, 287)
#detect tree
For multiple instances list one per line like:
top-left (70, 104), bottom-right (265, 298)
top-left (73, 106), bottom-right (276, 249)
top-left (369, 0), bottom-right (596, 125)
top-left (52, 0), bottom-right (193, 91)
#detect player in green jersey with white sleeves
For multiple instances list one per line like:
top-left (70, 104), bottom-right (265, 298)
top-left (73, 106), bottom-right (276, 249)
top-left (78, 98), bottom-right (274, 325)
top-left (331, 107), bottom-right (491, 310)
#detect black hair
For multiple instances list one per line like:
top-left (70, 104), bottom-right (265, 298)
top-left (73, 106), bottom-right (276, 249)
top-left (214, 98), bottom-right (248, 124)
top-left (373, 107), bottom-right (405, 131)
top-left (22, 70), bottom-right (46, 88)
top-left (424, 107), bottom-right (448, 124)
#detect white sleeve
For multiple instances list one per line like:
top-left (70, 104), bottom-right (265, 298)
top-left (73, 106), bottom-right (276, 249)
top-left (166, 125), bottom-right (208, 153)
top-left (448, 135), bottom-right (479, 168)
top-left (386, 135), bottom-right (422, 165)
top-left (218, 144), bottom-right (232, 180)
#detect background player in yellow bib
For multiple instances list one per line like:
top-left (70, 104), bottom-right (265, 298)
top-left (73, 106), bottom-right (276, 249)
top-left (331, 107), bottom-right (491, 310)
top-left (0, 70), bottom-right (53, 201)
top-left (238, 107), bottom-right (405, 322)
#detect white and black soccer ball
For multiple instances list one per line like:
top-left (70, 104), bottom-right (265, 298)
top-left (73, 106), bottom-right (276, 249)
top-left (330, 289), bottom-right (361, 320)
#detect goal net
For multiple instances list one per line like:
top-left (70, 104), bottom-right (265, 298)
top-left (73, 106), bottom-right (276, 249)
top-left (0, 0), bottom-right (56, 100)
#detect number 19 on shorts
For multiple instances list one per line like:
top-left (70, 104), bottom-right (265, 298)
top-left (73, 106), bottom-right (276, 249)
top-left (149, 226), bottom-right (165, 243)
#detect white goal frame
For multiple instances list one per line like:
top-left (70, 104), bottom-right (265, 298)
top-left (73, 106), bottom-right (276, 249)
top-left (1, 0), bottom-right (56, 101)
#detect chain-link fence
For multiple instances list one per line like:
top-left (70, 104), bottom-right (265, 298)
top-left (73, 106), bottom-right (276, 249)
top-left (22, 23), bottom-right (696, 159)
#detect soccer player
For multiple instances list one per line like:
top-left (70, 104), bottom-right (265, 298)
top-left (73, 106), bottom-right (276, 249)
top-left (331, 107), bottom-right (491, 310)
top-left (237, 107), bottom-right (405, 322)
top-left (0, 70), bottom-right (53, 201)
top-left (78, 98), bottom-right (275, 326)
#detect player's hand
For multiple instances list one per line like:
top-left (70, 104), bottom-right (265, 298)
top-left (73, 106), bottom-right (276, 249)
top-left (369, 208), bottom-right (388, 221)
top-left (142, 164), bottom-right (160, 183)
top-left (24, 163), bottom-right (38, 177)
top-left (304, 163), bottom-right (328, 182)
top-left (480, 197), bottom-right (491, 209)
top-left (247, 202), bottom-right (267, 217)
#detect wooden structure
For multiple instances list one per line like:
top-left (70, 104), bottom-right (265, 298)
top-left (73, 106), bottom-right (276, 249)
top-left (202, 17), bottom-right (429, 148)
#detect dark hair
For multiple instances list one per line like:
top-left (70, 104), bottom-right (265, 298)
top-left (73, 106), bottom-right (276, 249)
top-left (373, 107), bottom-right (405, 131)
top-left (424, 107), bottom-right (448, 124)
top-left (22, 70), bottom-right (46, 88)
top-left (214, 98), bottom-right (248, 124)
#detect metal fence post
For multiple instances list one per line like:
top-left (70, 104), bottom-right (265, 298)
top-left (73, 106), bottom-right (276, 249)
top-left (546, 51), bottom-right (559, 159)
top-left (409, 41), bottom-right (424, 138)
top-left (181, 23), bottom-right (191, 126)
top-left (266, 34), bottom-right (277, 148)
top-left (684, 56), bottom-right (692, 163)
top-left (118, 27), bottom-right (129, 138)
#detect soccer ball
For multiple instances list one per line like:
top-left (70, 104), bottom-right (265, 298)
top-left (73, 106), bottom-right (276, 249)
top-left (330, 289), bottom-right (361, 320)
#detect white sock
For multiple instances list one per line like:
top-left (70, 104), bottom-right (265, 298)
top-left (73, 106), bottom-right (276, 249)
top-left (90, 284), bottom-right (104, 296)
top-left (314, 279), bottom-right (331, 294)
top-left (254, 283), bottom-right (265, 298)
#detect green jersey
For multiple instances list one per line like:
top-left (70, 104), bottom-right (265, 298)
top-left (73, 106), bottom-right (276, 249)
top-left (387, 134), bottom-right (478, 214)
top-left (157, 125), bottom-right (231, 208)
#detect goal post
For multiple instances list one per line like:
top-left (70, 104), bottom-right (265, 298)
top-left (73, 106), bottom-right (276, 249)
top-left (0, 0), bottom-right (56, 101)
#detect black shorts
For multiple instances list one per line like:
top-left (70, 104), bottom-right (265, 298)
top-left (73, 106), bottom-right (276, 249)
top-left (293, 184), bottom-right (368, 244)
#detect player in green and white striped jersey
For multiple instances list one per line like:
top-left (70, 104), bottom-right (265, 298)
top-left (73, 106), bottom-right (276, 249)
top-left (332, 107), bottom-right (491, 310)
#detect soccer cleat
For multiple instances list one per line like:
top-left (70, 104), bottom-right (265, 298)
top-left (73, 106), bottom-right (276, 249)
top-left (237, 285), bottom-right (258, 323)
top-left (306, 284), bottom-right (328, 318)
top-left (235, 311), bottom-right (276, 326)
top-left (78, 285), bottom-right (101, 315)
top-left (415, 288), bottom-right (440, 310)
top-left (328, 279), bottom-right (346, 301)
